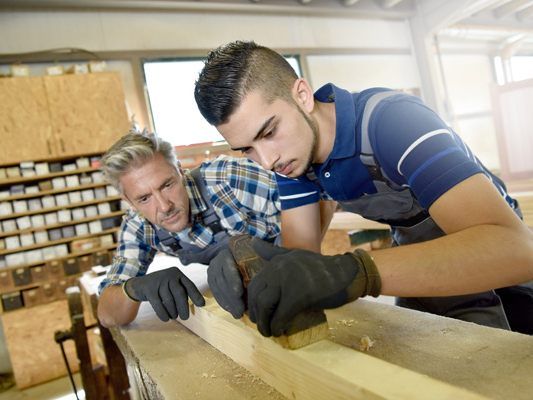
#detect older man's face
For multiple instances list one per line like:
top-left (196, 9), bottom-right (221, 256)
top-left (120, 153), bottom-right (191, 232)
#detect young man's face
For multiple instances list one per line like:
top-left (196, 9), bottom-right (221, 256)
top-left (217, 88), bottom-right (318, 178)
top-left (120, 153), bottom-right (191, 232)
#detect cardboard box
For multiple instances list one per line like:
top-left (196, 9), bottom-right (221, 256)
top-left (38, 180), bottom-right (53, 191)
top-left (30, 214), bottom-right (45, 228)
top-left (34, 230), bottom-right (49, 244)
top-left (68, 191), bottom-right (82, 204)
top-left (35, 162), bottom-right (50, 175)
top-left (20, 233), bottom-right (34, 247)
top-left (41, 195), bottom-right (56, 208)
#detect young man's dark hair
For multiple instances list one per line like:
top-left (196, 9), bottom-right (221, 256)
top-left (195, 40), bottom-right (298, 126)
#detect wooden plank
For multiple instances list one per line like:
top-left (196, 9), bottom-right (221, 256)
top-left (110, 303), bottom-right (287, 400)
top-left (179, 297), bottom-right (488, 400)
top-left (44, 72), bottom-right (130, 156)
top-left (329, 212), bottom-right (388, 231)
top-left (327, 300), bottom-right (533, 400)
top-left (1, 300), bottom-right (78, 389)
top-left (0, 77), bottom-right (55, 163)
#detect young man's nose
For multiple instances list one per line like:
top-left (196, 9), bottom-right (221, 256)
top-left (256, 146), bottom-right (278, 171)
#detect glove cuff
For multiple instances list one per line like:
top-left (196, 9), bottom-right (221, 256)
top-left (346, 249), bottom-right (382, 299)
top-left (122, 280), bottom-right (140, 302)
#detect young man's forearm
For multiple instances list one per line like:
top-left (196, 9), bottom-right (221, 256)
top-left (374, 223), bottom-right (533, 297)
top-left (97, 284), bottom-right (141, 328)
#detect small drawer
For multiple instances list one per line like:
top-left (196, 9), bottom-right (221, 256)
top-left (41, 282), bottom-right (58, 302)
top-left (0, 270), bottom-right (14, 291)
top-left (2, 292), bottom-right (23, 311)
top-left (30, 266), bottom-right (48, 283)
top-left (93, 251), bottom-right (111, 267)
top-left (46, 260), bottom-right (64, 279)
top-left (63, 258), bottom-right (80, 276)
top-left (78, 255), bottom-right (93, 272)
top-left (12, 268), bottom-right (32, 286)
top-left (22, 287), bottom-right (43, 308)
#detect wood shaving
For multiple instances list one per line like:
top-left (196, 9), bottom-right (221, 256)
top-left (359, 335), bottom-right (375, 351)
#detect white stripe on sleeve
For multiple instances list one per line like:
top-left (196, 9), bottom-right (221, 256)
top-left (279, 191), bottom-right (318, 201)
top-left (397, 128), bottom-right (451, 175)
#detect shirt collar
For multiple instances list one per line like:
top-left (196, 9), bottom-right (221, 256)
top-left (314, 83), bottom-right (357, 160)
top-left (183, 170), bottom-right (208, 220)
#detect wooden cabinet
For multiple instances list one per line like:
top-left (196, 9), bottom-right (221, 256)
top-left (0, 77), bottom-right (55, 162)
top-left (0, 153), bottom-right (125, 312)
top-left (0, 72), bottom-right (130, 163)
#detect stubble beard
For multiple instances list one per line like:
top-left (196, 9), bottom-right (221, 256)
top-left (298, 108), bottom-right (319, 175)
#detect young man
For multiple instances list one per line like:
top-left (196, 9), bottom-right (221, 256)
top-left (195, 40), bottom-right (533, 338)
top-left (97, 131), bottom-right (280, 327)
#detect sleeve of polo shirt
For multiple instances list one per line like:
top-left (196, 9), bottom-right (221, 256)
top-left (275, 173), bottom-right (320, 210)
top-left (370, 96), bottom-right (483, 209)
top-left (98, 211), bottom-right (157, 294)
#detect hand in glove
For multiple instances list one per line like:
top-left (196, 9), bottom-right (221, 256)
top-left (246, 239), bottom-right (381, 337)
top-left (123, 267), bottom-right (205, 321)
top-left (207, 248), bottom-right (248, 319)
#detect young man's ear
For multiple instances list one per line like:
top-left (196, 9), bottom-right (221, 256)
top-left (292, 78), bottom-right (315, 113)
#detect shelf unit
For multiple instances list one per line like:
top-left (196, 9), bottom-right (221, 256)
top-left (0, 153), bottom-right (125, 312)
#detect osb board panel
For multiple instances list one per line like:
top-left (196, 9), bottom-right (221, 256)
top-left (0, 77), bottom-right (55, 163)
top-left (1, 300), bottom-right (78, 389)
top-left (44, 72), bottom-right (130, 156)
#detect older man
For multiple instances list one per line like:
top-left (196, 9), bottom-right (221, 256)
top-left (97, 131), bottom-right (280, 327)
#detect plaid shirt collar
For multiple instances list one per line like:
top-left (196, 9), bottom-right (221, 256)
top-left (182, 170), bottom-right (208, 222)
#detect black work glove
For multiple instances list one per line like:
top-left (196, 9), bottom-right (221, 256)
top-left (207, 248), bottom-right (247, 319)
top-left (123, 267), bottom-right (205, 322)
top-left (246, 239), bottom-right (381, 337)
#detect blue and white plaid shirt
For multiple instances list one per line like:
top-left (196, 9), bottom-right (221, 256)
top-left (98, 155), bottom-right (280, 293)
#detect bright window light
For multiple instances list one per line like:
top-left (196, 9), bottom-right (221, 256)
top-left (510, 56), bottom-right (533, 82)
top-left (143, 56), bottom-right (301, 146)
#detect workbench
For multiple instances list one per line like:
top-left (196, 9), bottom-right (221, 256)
top-left (80, 254), bottom-right (533, 400)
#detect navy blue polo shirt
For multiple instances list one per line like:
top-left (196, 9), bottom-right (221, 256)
top-left (276, 83), bottom-right (515, 212)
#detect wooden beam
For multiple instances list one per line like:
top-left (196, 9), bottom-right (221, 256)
top-left (179, 297), bottom-right (488, 400)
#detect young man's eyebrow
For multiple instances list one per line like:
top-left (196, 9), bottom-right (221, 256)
top-left (230, 116), bottom-right (275, 152)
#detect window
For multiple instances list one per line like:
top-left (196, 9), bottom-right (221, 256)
top-left (143, 56), bottom-right (301, 146)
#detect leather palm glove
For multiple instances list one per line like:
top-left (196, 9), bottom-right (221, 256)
top-left (246, 239), bottom-right (381, 337)
top-left (123, 267), bottom-right (205, 322)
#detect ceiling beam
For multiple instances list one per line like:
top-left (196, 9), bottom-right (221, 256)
top-left (516, 4), bottom-right (533, 19)
top-left (380, 0), bottom-right (404, 8)
top-left (342, 0), bottom-right (360, 6)
top-left (0, 0), bottom-right (414, 19)
top-left (493, 0), bottom-right (533, 18)
top-left (413, 0), bottom-right (504, 35)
